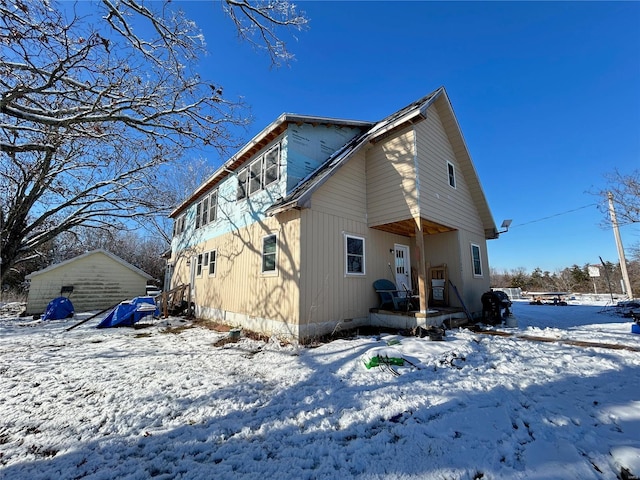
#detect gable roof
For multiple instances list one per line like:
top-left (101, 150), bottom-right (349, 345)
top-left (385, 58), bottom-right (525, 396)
top-left (265, 89), bottom-right (443, 215)
top-left (25, 249), bottom-right (153, 280)
top-left (169, 114), bottom-right (373, 219)
top-left (265, 86), bottom-right (498, 239)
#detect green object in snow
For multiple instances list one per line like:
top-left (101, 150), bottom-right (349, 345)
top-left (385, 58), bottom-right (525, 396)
top-left (363, 355), bottom-right (405, 369)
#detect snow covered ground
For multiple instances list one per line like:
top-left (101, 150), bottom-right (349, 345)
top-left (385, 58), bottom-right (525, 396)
top-left (1, 300), bottom-right (639, 480)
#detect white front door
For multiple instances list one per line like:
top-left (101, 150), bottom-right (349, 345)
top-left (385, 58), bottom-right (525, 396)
top-left (394, 244), bottom-right (411, 296)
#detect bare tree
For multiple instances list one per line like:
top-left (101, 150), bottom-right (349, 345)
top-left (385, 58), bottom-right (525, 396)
top-left (0, 0), bottom-right (307, 282)
top-left (597, 169), bottom-right (640, 226)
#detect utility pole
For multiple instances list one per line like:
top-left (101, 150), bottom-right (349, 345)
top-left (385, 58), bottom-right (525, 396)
top-left (608, 192), bottom-right (634, 300)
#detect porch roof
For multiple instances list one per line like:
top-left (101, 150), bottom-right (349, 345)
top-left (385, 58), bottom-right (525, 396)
top-left (370, 217), bottom-right (456, 237)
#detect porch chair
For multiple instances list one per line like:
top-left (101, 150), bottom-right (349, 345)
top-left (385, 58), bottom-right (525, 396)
top-left (373, 279), bottom-right (410, 311)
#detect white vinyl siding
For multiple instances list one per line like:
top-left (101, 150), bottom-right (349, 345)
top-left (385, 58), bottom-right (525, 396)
top-left (366, 126), bottom-right (418, 226)
top-left (415, 102), bottom-right (484, 235)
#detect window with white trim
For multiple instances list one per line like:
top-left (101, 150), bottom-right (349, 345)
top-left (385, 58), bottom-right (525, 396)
top-left (262, 234), bottom-right (277, 273)
top-left (208, 250), bottom-right (217, 276)
top-left (236, 143), bottom-right (280, 202)
top-left (249, 158), bottom-right (263, 195)
top-left (194, 189), bottom-right (218, 230)
top-left (345, 234), bottom-right (365, 275)
top-left (196, 253), bottom-right (203, 277)
top-left (447, 161), bottom-right (456, 188)
top-left (201, 196), bottom-right (209, 226)
top-left (209, 191), bottom-right (218, 223)
top-left (471, 243), bottom-right (482, 277)
top-left (173, 214), bottom-right (185, 237)
top-left (264, 145), bottom-right (280, 186)
top-left (237, 168), bottom-right (248, 201)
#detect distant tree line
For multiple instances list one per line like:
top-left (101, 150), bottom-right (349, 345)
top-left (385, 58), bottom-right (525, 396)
top-left (494, 168), bottom-right (640, 297)
top-left (490, 250), bottom-right (640, 296)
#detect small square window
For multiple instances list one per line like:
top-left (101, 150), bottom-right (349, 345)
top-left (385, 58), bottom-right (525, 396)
top-left (447, 161), bottom-right (456, 188)
top-left (345, 234), bottom-right (365, 275)
top-left (262, 234), bottom-right (277, 273)
top-left (471, 244), bottom-right (482, 277)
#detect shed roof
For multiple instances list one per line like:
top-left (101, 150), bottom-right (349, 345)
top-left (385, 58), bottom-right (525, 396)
top-left (25, 249), bottom-right (153, 280)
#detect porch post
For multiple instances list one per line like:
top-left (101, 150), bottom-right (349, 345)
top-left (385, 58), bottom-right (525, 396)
top-left (414, 219), bottom-right (428, 313)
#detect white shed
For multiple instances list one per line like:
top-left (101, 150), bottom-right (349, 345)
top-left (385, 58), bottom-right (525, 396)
top-left (25, 249), bottom-right (153, 315)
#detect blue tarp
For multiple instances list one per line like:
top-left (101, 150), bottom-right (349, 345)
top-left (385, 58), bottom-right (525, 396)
top-left (96, 296), bottom-right (159, 329)
top-left (42, 296), bottom-right (74, 321)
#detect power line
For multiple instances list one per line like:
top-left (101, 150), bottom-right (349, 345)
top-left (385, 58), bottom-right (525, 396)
top-left (511, 203), bottom-right (600, 229)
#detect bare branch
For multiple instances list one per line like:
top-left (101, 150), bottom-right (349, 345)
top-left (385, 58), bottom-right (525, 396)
top-left (223, 0), bottom-right (308, 67)
top-left (0, 0), bottom-right (309, 281)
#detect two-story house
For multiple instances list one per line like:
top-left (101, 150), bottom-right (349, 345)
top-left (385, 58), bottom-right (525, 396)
top-left (168, 86), bottom-right (499, 342)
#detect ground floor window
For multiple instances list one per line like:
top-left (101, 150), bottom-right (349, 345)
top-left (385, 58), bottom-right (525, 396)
top-left (208, 250), bottom-right (217, 276)
top-left (345, 234), bottom-right (365, 275)
top-left (196, 253), bottom-right (203, 277)
top-left (262, 234), bottom-right (277, 273)
top-left (471, 243), bottom-right (483, 276)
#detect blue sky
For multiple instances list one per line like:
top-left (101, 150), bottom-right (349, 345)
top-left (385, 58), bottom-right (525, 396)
top-left (179, 0), bottom-right (639, 273)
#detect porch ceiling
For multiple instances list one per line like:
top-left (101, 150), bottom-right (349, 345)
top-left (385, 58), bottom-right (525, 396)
top-left (370, 218), bottom-right (456, 237)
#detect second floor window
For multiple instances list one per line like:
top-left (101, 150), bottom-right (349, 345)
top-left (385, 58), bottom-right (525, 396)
top-left (264, 145), bottom-right (279, 186)
top-left (447, 161), bottom-right (456, 188)
top-left (195, 189), bottom-right (218, 230)
top-left (209, 191), bottom-right (218, 223)
top-left (249, 158), bottom-right (263, 195)
top-left (173, 214), bottom-right (185, 237)
top-left (236, 144), bottom-right (280, 201)
top-left (237, 169), bottom-right (247, 201)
